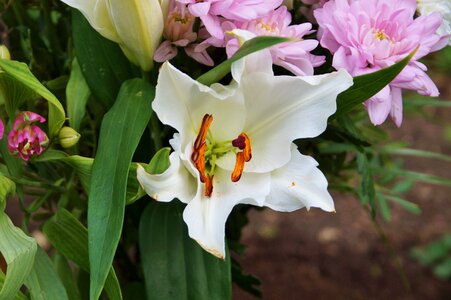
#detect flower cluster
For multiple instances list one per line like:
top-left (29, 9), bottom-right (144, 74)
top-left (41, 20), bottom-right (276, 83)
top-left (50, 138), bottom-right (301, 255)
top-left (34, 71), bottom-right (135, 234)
top-left (57, 0), bottom-right (450, 259)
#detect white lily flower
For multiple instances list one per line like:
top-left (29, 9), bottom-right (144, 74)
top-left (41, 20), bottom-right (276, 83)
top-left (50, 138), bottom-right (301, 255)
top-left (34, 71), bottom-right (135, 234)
top-left (417, 0), bottom-right (451, 45)
top-left (137, 46), bottom-right (353, 259)
top-left (61, 0), bottom-right (167, 70)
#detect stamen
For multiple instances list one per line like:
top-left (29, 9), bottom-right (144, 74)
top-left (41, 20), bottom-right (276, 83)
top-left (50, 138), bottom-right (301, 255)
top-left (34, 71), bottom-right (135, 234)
top-left (231, 152), bottom-right (245, 182)
top-left (193, 143), bottom-right (207, 183)
top-left (205, 175), bottom-right (214, 197)
top-left (232, 133), bottom-right (252, 162)
top-left (194, 114), bottom-right (213, 150)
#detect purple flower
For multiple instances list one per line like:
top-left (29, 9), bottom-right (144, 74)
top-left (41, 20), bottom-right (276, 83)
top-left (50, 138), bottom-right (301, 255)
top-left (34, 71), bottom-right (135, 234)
top-left (315, 0), bottom-right (448, 126)
top-left (8, 111), bottom-right (49, 161)
top-left (224, 6), bottom-right (325, 76)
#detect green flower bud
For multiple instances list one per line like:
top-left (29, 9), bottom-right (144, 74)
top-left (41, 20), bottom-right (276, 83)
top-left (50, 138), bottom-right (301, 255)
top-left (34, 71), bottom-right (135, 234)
top-left (0, 45), bottom-right (11, 60)
top-left (58, 127), bottom-right (81, 148)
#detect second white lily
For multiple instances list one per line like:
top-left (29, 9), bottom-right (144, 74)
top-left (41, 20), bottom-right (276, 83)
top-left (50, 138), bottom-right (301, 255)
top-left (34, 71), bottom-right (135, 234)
top-left (137, 48), bottom-right (353, 259)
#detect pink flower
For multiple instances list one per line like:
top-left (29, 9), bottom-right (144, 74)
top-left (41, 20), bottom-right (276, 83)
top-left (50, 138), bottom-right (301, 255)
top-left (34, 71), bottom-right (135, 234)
top-left (176, 0), bottom-right (282, 39)
top-left (0, 119), bottom-right (4, 140)
top-left (315, 0), bottom-right (448, 127)
top-left (154, 1), bottom-right (214, 66)
top-left (224, 6), bottom-right (325, 75)
top-left (8, 111), bottom-right (49, 161)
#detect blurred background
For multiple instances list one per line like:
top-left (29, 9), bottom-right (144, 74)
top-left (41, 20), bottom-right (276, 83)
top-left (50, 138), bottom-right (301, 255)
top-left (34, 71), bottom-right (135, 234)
top-left (233, 47), bottom-right (451, 300)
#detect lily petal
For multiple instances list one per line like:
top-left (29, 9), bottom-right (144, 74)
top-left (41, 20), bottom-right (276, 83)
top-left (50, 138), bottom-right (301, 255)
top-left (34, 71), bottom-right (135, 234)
top-left (152, 62), bottom-right (246, 148)
top-left (61, 0), bottom-right (119, 42)
top-left (137, 152), bottom-right (196, 204)
top-left (217, 69), bottom-right (353, 173)
top-left (265, 145), bottom-right (334, 212)
top-left (183, 168), bottom-right (270, 259)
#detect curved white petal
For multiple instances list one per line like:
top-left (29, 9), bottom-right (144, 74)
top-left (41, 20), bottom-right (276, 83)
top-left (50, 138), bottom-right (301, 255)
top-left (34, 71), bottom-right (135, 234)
top-left (153, 62), bottom-right (246, 148)
top-left (183, 168), bottom-right (270, 259)
top-left (230, 29), bottom-right (274, 83)
top-left (217, 69), bottom-right (353, 173)
top-left (61, 0), bottom-right (119, 42)
top-left (137, 152), bottom-right (196, 203)
top-left (264, 145), bottom-right (334, 212)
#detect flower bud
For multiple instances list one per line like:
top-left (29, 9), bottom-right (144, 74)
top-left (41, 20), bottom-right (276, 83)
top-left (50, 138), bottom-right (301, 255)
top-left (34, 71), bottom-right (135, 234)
top-left (0, 45), bottom-right (11, 60)
top-left (8, 111), bottom-right (49, 161)
top-left (0, 118), bottom-right (4, 140)
top-left (58, 126), bottom-right (81, 148)
top-left (61, 0), bottom-right (168, 71)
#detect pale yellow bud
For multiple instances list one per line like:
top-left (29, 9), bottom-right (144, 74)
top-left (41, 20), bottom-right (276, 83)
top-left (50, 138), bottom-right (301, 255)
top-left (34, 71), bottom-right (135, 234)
top-left (58, 126), bottom-right (81, 148)
top-left (0, 45), bottom-right (11, 60)
top-left (61, 0), bottom-right (167, 71)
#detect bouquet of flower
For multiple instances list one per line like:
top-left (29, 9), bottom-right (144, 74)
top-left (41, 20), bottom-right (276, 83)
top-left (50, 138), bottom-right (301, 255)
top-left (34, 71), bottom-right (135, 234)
top-left (0, 0), bottom-right (449, 299)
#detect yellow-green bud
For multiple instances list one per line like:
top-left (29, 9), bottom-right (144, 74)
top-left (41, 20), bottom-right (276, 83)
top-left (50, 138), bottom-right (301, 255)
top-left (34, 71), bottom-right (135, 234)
top-left (0, 45), bottom-right (11, 60)
top-left (58, 127), bottom-right (81, 148)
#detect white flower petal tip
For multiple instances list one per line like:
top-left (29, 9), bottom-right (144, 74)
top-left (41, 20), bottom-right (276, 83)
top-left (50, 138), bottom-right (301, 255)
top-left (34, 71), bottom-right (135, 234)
top-left (194, 239), bottom-right (225, 260)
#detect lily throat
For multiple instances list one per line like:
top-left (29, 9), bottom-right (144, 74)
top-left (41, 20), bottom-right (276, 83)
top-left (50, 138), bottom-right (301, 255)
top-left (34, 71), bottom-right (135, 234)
top-left (191, 114), bottom-right (252, 197)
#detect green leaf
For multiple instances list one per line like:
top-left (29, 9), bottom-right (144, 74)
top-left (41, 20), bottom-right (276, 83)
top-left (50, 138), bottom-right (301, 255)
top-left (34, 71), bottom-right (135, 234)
top-left (36, 150), bottom-right (146, 205)
top-left (356, 153), bottom-right (376, 216)
top-left (24, 248), bottom-right (69, 300)
top-left (43, 209), bottom-right (122, 300)
top-left (376, 193), bottom-right (391, 221)
top-left (88, 79), bottom-right (153, 300)
top-left (66, 58), bottom-right (90, 132)
top-left (334, 49), bottom-right (416, 118)
top-left (54, 253), bottom-right (82, 300)
top-left (72, 10), bottom-right (136, 108)
top-left (144, 147), bottom-right (171, 174)
top-left (377, 146), bottom-right (451, 163)
top-left (0, 270), bottom-right (27, 300)
top-left (139, 201), bottom-right (232, 300)
top-left (384, 194), bottom-right (421, 215)
top-left (0, 59), bottom-right (66, 137)
top-left (0, 175), bottom-right (37, 300)
top-left (197, 36), bottom-right (291, 85)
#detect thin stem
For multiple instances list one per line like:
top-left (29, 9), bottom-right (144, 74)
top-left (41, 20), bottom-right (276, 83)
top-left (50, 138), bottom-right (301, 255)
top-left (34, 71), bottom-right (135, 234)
top-left (150, 116), bottom-right (163, 150)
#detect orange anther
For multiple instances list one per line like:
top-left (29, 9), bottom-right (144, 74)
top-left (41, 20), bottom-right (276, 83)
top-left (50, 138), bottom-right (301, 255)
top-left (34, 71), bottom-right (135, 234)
top-left (193, 142), bottom-right (207, 183)
top-left (241, 133), bottom-right (252, 162)
top-left (205, 175), bottom-right (214, 197)
top-left (193, 114), bottom-right (213, 150)
top-left (231, 152), bottom-right (245, 182)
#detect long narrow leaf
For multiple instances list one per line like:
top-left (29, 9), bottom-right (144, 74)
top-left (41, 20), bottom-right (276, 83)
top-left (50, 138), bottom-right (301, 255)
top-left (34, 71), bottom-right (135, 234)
top-left (334, 49), bottom-right (416, 118)
top-left (88, 79), bottom-right (153, 300)
top-left (197, 36), bottom-right (291, 85)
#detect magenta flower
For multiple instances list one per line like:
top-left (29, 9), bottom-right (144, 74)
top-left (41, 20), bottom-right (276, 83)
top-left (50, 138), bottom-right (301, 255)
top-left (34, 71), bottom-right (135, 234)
top-left (176, 0), bottom-right (282, 39)
top-left (224, 6), bottom-right (325, 76)
top-left (8, 111), bottom-right (49, 161)
top-left (0, 118), bottom-right (4, 140)
top-left (154, 1), bottom-right (214, 66)
top-left (315, 0), bottom-right (448, 126)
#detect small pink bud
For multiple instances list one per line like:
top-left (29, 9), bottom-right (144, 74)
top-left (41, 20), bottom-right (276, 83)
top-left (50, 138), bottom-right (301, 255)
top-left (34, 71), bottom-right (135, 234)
top-left (8, 111), bottom-right (49, 161)
top-left (0, 119), bottom-right (4, 140)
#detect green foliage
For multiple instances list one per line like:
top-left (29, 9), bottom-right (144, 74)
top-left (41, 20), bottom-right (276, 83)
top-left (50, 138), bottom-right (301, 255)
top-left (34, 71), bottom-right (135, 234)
top-left (88, 79), bottom-right (153, 300)
top-left (66, 58), bottom-right (90, 132)
top-left (139, 200), bottom-right (232, 300)
top-left (72, 10), bottom-right (137, 109)
top-left (0, 174), bottom-right (37, 300)
top-left (43, 209), bottom-right (122, 299)
top-left (0, 59), bottom-right (66, 137)
top-left (411, 234), bottom-right (451, 280)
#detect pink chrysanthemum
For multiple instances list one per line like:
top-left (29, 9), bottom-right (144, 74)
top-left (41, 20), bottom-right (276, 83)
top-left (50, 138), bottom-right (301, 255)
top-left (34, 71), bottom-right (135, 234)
top-left (224, 6), bottom-right (325, 76)
top-left (154, 1), bottom-right (214, 66)
top-left (8, 111), bottom-right (49, 161)
top-left (315, 0), bottom-right (448, 126)
top-left (176, 0), bottom-right (282, 39)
